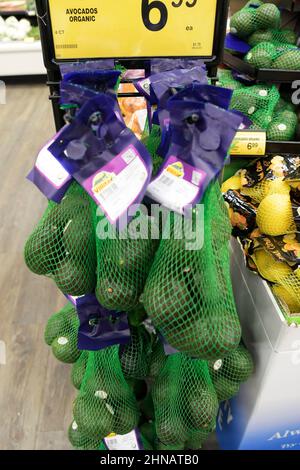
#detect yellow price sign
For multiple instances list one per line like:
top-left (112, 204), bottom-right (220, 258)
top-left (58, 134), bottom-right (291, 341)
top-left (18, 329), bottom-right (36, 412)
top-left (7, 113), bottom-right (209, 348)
top-left (231, 131), bottom-right (267, 156)
top-left (48, 0), bottom-right (218, 60)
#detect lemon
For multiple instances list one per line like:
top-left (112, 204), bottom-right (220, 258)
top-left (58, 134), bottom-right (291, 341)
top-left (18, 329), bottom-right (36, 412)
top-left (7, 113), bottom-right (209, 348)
top-left (221, 175), bottom-right (241, 193)
top-left (256, 193), bottom-right (293, 236)
top-left (272, 285), bottom-right (300, 314)
top-left (263, 179), bottom-right (290, 197)
top-left (254, 249), bottom-right (292, 283)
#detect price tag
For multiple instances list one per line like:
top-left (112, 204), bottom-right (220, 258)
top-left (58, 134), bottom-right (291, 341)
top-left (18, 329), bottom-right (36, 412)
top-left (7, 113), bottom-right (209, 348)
top-left (48, 0), bottom-right (218, 60)
top-left (230, 131), bottom-right (266, 156)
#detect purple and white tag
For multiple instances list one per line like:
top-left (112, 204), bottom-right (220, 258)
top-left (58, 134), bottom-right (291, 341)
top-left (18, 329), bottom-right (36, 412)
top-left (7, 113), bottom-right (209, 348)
top-left (35, 139), bottom-right (72, 189)
top-left (82, 145), bottom-right (148, 224)
top-left (146, 156), bottom-right (206, 214)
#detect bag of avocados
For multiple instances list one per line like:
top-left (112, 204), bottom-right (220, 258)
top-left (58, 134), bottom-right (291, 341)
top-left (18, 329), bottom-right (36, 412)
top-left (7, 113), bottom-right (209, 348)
top-left (208, 344), bottom-right (254, 402)
top-left (94, 206), bottom-right (159, 312)
top-left (245, 42), bottom-right (300, 71)
top-left (49, 94), bottom-right (152, 227)
top-left (152, 353), bottom-right (219, 447)
top-left (230, 3), bottom-right (280, 39)
top-left (72, 345), bottom-right (140, 440)
top-left (76, 294), bottom-right (130, 351)
top-left (143, 181), bottom-right (242, 360)
top-left (68, 418), bottom-right (102, 450)
top-left (44, 303), bottom-right (81, 364)
top-left (24, 182), bottom-right (97, 297)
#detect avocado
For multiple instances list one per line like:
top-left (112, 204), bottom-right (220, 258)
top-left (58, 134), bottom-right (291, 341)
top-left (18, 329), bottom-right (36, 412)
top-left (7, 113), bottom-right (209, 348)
top-left (113, 406), bottom-right (140, 436)
top-left (272, 50), bottom-right (300, 70)
top-left (95, 277), bottom-right (139, 311)
top-left (68, 420), bottom-right (100, 450)
top-left (71, 351), bottom-right (89, 390)
top-left (211, 376), bottom-right (240, 402)
top-left (267, 111), bottom-right (297, 141)
top-left (230, 8), bottom-right (258, 39)
top-left (221, 344), bottom-right (254, 382)
top-left (255, 3), bottom-right (280, 30)
top-left (156, 417), bottom-right (188, 446)
top-left (73, 395), bottom-right (115, 440)
top-left (148, 338), bottom-right (167, 379)
top-left (244, 44), bottom-right (275, 69)
top-left (51, 335), bottom-right (81, 364)
top-left (277, 29), bottom-right (297, 45)
top-left (127, 303), bottom-right (147, 327)
top-left (44, 312), bottom-right (68, 346)
top-left (54, 256), bottom-right (96, 296)
top-left (248, 30), bottom-right (273, 48)
top-left (139, 393), bottom-right (155, 421)
top-left (63, 215), bottom-right (95, 260)
top-left (188, 386), bottom-right (219, 430)
top-left (120, 326), bottom-right (151, 380)
top-left (156, 440), bottom-right (185, 451)
top-left (231, 91), bottom-right (261, 116)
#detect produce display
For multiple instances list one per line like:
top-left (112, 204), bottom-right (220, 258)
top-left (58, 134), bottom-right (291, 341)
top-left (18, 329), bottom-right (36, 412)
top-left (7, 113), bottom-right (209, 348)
top-left (0, 15), bottom-right (39, 41)
top-left (222, 155), bottom-right (300, 324)
top-left (217, 69), bottom-right (300, 141)
top-left (24, 58), bottom-right (255, 450)
top-left (230, 2), bottom-right (300, 71)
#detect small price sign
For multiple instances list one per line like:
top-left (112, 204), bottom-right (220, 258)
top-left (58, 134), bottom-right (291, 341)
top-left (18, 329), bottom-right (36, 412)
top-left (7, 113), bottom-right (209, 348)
top-left (48, 0), bottom-right (218, 60)
top-left (230, 130), bottom-right (267, 156)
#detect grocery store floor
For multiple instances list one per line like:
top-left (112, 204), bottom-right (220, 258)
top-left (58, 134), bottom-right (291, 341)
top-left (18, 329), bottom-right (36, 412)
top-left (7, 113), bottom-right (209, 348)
top-left (0, 81), bottom-right (74, 450)
top-left (0, 81), bottom-right (218, 450)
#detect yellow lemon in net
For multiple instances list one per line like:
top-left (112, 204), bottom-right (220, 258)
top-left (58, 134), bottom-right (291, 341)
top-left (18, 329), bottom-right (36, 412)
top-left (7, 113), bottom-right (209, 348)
top-left (254, 249), bottom-right (292, 283)
top-left (256, 194), bottom-right (293, 236)
top-left (221, 175), bottom-right (241, 193)
top-left (272, 285), bottom-right (300, 314)
top-left (241, 183), bottom-right (265, 203)
top-left (263, 179), bottom-right (291, 197)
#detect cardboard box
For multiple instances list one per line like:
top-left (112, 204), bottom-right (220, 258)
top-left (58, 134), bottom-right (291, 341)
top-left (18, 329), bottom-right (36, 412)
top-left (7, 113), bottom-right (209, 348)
top-left (217, 238), bottom-right (300, 450)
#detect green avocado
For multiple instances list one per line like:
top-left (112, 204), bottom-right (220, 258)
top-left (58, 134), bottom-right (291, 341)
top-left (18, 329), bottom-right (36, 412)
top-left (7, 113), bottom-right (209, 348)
top-left (255, 3), bottom-right (280, 30)
top-left (278, 29), bottom-right (297, 45)
top-left (95, 277), bottom-right (139, 311)
top-left (140, 421), bottom-right (156, 447)
top-left (44, 313), bottom-right (68, 346)
top-left (188, 386), bottom-right (219, 430)
top-left (51, 334), bottom-right (81, 364)
top-left (211, 376), bottom-right (241, 402)
top-left (71, 351), bottom-right (89, 390)
top-left (63, 215), bottom-right (95, 262)
top-left (73, 396), bottom-right (115, 440)
top-left (221, 344), bottom-right (254, 382)
top-left (156, 417), bottom-right (188, 446)
top-left (272, 50), bottom-right (300, 70)
top-left (68, 420), bottom-right (100, 450)
top-left (53, 256), bottom-right (96, 296)
top-left (248, 30), bottom-right (273, 48)
top-left (113, 406), bottom-right (140, 436)
top-left (267, 111), bottom-right (297, 141)
top-left (244, 45), bottom-right (275, 69)
top-left (139, 393), bottom-right (155, 421)
top-left (148, 339), bottom-right (167, 380)
top-left (230, 8), bottom-right (258, 39)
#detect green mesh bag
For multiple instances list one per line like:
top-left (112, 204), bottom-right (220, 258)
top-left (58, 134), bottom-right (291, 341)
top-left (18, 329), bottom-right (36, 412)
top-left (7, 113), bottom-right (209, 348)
top-left (230, 3), bottom-right (280, 39)
top-left (94, 208), bottom-right (159, 312)
top-left (208, 344), bottom-right (254, 403)
top-left (267, 110), bottom-right (297, 141)
top-left (142, 124), bottom-right (164, 177)
top-left (71, 351), bottom-right (89, 390)
top-left (248, 29), bottom-right (297, 47)
top-left (152, 353), bottom-right (219, 447)
top-left (120, 325), bottom-right (152, 380)
top-left (230, 84), bottom-right (280, 130)
top-left (24, 182), bottom-right (96, 296)
top-left (73, 345), bottom-right (140, 440)
top-left (245, 42), bottom-right (300, 70)
top-left (44, 303), bottom-right (81, 364)
top-left (217, 69), bottom-right (245, 91)
top-left (148, 335), bottom-right (167, 380)
top-left (143, 181), bottom-right (242, 360)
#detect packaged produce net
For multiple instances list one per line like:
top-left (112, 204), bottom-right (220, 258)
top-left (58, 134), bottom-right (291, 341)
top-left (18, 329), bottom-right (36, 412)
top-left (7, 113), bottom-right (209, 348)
top-left (24, 182), bottom-right (96, 296)
top-left (208, 344), bottom-right (254, 402)
top-left (152, 353), bottom-right (219, 448)
top-left (245, 42), bottom-right (300, 70)
top-left (119, 325), bottom-right (152, 380)
top-left (71, 351), bottom-right (89, 390)
top-left (248, 28), bottom-right (297, 47)
top-left (267, 110), bottom-right (297, 141)
top-left (230, 3), bottom-right (280, 39)
top-left (44, 303), bottom-right (81, 364)
top-left (230, 85), bottom-right (280, 130)
top-left (94, 207), bottom-right (159, 312)
top-left (143, 181), bottom-right (242, 360)
top-left (72, 345), bottom-right (140, 441)
top-left (68, 418), bottom-right (102, 450)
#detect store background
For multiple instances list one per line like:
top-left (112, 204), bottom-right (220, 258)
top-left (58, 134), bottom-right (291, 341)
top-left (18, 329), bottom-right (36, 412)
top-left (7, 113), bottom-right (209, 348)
top-left (0, 0), bottom-right (282, 450)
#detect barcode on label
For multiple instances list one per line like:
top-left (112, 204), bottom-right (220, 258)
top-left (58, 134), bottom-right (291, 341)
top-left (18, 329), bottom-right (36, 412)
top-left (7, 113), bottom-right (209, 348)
top-left (122, 149), bottom-right (136, 164)
top-left (56, 44), bottom-right (78, 49)
top-left (99, 183), bottom-right (119, 200)
top-left (107, 438), bottom-right (119, 447)
top-left (160, 175), bottom-right (175, 187)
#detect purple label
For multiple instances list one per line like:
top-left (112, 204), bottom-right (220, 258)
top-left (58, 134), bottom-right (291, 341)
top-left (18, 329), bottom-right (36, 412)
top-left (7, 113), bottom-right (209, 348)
top-left (82, 145), bottom-right (149, 224)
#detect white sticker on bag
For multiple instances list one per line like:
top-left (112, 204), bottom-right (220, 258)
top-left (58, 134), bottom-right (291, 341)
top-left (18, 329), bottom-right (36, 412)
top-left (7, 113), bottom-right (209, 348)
top-left (104, 430), bottom-right (141, 451)
top-left (35, 144), bottom-right (71, 189)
